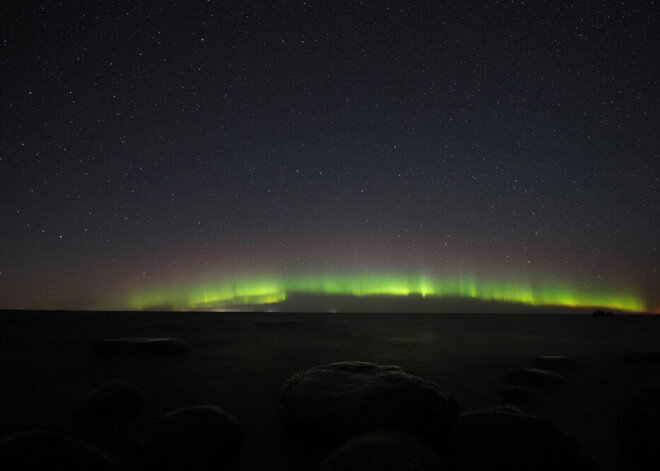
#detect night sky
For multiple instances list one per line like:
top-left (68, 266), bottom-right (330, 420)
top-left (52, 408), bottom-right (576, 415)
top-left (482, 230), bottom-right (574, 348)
top-left (1, 1), bottom-right (658, 312)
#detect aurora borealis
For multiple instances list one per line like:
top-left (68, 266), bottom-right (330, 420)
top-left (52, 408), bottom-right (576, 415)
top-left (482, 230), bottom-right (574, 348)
top-left (121, 271), bottom-right (646, 313)
top-left (1, 2), bottom-right (658, 313)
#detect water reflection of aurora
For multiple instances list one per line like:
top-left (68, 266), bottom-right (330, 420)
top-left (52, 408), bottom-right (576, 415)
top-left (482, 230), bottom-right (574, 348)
top-left (122, 272), bottom-right (646, 312)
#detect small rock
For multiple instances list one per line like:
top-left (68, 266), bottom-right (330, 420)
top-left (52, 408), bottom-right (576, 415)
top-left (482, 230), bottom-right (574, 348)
top-left (141, 405), bottom-right (243, 471)
top-left (618, 384), bottom-right (660, 469)
top-left (534, 356), bottom-right (576, 370)
top-left (508, 368), bottom-right (565, 389)
top-left (279, 361), bottom-right (459, 446)
top-left (319, 431), bottom-right (442, 471)
top-left (623, 351), bottom-right (660, 365)
top-left (0, 430), bottom-right (113, 471)
top-left (83, 380), bottom-right (147, 426)
top-left (92, 337), bottom-right (190, 356)
top-left (501, 386), bottom-right (541, 405)
top-left (453, 411), bottom-right (595, 471)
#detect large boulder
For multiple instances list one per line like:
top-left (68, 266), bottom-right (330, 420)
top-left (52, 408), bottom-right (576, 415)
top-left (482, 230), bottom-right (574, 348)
top-left (92, 337), bottom-right (190, 356)
top-left (320, 430), bottom-right (442, 471)
top-left (83, 380), bottom-right (147, 426)
top-left (618, 385), bottom-right (660, 469)
top-left (141, 405), bottom-right (243, 471)
top-left (453, 411), bottom-right (595, 471)
top-left (0, 430), bottom-right (113, 470)
top-left (279, 361), bottom-right (459, 446)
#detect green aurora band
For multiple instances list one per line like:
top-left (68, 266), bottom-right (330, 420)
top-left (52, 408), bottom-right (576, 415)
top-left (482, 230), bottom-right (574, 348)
top-left (121, 272), bottom-right (647, 312)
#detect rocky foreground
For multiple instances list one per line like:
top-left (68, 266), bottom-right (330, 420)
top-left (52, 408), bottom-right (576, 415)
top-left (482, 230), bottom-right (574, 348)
top-left (1, 336), bottom-right (659, 470)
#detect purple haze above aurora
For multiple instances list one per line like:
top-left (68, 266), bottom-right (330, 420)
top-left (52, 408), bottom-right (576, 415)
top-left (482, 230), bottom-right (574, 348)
top-left (0, 2), bottom-right (658, 313)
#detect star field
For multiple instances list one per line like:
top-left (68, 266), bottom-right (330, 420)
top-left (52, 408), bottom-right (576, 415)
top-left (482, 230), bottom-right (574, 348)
top-left (1, 1), bottom-right (658, 311)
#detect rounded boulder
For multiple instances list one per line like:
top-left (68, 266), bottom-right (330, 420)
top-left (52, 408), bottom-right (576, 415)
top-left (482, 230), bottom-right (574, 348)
top-left (279, 361), bottom-right (459, 445)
